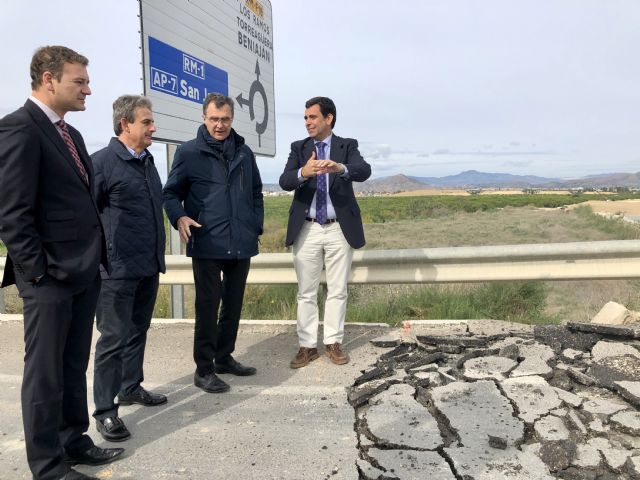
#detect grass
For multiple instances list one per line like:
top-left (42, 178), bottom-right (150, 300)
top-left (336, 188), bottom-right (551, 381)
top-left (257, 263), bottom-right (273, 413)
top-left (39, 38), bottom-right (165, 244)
top-left (344, 282), bottom-right (554, 326)
top-left (4, 194), bottom-right (640, 324)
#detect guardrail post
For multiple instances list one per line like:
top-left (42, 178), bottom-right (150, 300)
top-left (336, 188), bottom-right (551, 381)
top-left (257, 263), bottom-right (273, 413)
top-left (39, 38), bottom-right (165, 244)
top-left (166, 143), bottom-right (184, 319)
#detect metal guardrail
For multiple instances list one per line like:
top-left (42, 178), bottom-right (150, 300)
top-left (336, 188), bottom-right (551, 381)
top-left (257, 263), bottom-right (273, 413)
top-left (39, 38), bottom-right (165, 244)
top-left (4, 240), bottom-right (640, 285)
top-left (161, 240), bottom-right (640, 284)
top-left (3, 240), bottom-right (640, 313)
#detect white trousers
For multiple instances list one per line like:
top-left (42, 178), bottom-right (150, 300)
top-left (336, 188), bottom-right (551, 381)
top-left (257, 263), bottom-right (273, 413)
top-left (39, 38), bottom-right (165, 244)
top-left (292, 221), bottom-right (354, 348)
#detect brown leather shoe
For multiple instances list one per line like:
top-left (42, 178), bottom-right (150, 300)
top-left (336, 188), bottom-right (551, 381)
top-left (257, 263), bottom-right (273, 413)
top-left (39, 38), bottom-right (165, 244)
top-left (290, 347), bottom-right (319, 369)
top-left (325, 343), bottom-right (349, 365)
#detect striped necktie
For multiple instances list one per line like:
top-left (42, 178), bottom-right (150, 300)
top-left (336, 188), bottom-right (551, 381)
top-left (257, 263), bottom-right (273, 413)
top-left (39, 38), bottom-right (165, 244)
top-left (315, 142), bottom-right (327, 224)
top-left (56, 120), bottom-right (89, 185)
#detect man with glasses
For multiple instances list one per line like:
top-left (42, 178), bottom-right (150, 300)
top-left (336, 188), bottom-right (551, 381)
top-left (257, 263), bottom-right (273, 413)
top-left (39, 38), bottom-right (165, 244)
top-left (163, 93), bottom-right (264, 394)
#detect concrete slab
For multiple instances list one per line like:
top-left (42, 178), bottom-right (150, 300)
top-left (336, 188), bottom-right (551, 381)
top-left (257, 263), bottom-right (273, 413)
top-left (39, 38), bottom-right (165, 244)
top-left (572, 441), bottom-right (602, 468)
top-left (370, 334), bottom-right (401, 348)
top-left (467, 319), bottom-right (534, 337)
top-left (533, 325), bottom-right (600, 352)
top-left (510, 356), bottom-right (553, 379)
top-left (444, 446), bottom-right (555, 480)
top-left (501, 376), bottom-right (562, 424)
top-left (588, 418), bottom-right (609, 434)
top-left (580, 395), bottom-right (630, 421)
top-left (431, 380), bottom-right (525, 447)
top-left (534, 415), bottom-right (570, 442)
top-left (566, 410), bottom-right (588, 436)
top-left (615, 380), bottom-right (640, 408)
top-left (365, 383), bottom-right (443, 450)
top-left (552, 387), bottom-right (583, 408)
top-left (356, 457), bottom-right (386, 479)
top-left (568, 321), bottom-right (640, 339)
top-left (566, 366), bottom-right (596, 386)
top-left (519, 342), bottom-right (556, 362)
top-left (591, 340), bottom-right (640, 361)
top-left (591, 301), bottom-right (633, 325)
top-left (538, 439), bottom-right (576, 472)
top-left (366, 448), bottom-right (457, 479)
top-left (589, 437), bottom-right (632, 472)
top-left (488, 336), bottom-right (523, 350)
top-left (627, 455), bottom-right (640, 479)
top-left (611, 410), bottom-right (640, 436)
top-left (561, 348), bottom-right (585, 361)
top-left (406, 320), bottom-right (468, 337)
top-left (462, 355), bottom-right (517, 381)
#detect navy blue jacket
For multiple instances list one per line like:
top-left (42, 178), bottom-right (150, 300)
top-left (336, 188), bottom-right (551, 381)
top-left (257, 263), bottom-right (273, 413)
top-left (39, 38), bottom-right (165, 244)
top-left (163, 126), bottom-right (264, 260)
top-left (279, 135), bottom-right (371, 249)
top-left (92, 138), bottom-right (166, 279)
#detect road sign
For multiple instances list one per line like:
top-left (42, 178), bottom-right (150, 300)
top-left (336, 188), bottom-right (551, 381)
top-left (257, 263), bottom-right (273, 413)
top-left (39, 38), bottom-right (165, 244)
top-left (139, 0), bottom-right (275, 156)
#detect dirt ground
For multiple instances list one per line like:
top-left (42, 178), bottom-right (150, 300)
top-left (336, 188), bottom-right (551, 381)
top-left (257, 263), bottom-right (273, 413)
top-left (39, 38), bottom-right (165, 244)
top-left (567, 199), bottom-right (640, 216)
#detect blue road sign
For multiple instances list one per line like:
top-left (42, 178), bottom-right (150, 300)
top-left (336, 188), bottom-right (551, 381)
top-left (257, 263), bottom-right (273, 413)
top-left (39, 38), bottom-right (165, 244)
top-left (148, 36), bottom-right (228, 104)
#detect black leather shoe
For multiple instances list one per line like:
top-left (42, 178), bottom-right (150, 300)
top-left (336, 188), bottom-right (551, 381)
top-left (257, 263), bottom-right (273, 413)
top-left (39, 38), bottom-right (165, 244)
top-left (194, 372), bottom-right (230, 393)
top-left (214, 357), bottom-right (257, 376)
top-left (118, 387), bottom-right (167, 406)
top-left (58, 469), bottom-right (99, 479)
top-left (96, 416), bottom-right (131, 442)
top-left (64, 445), bottom-right (125, 466)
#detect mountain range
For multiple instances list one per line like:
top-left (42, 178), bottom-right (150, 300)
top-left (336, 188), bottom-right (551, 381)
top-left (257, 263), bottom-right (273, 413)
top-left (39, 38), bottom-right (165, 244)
top-left (263, 170), bottom-right (640, 194)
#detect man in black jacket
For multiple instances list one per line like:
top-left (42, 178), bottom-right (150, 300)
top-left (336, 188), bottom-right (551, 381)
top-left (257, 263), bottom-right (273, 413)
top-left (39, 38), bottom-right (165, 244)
top-left (163, 93), bottom-right (263, 394)
top-left (0, 45), bottom-right (122, 480)
top-left (91, 95), bottom-right (167, 442)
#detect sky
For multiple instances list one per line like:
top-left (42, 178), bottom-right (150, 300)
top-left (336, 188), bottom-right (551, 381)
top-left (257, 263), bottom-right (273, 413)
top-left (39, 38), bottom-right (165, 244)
top-left (1, 0), bottom-right (639, 183)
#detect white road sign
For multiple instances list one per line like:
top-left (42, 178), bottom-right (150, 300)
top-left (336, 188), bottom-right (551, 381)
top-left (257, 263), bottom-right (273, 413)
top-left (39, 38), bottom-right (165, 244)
top-left (140, 0), bottom-right (275, 155)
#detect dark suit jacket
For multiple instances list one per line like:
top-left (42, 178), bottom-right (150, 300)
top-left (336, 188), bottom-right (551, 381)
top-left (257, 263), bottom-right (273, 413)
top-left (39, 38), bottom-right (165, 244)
top-left (279, 134), bottom-right (371, 249)
top-left (0, 99), bottom-right (106, 287)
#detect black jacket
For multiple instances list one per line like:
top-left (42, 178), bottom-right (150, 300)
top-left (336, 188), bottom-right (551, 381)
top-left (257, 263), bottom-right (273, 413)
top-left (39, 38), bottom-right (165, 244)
top-left (0, 99), bottom-right (106, 287)
top-left (163, 126), bottom-right (264, 260)
top-left (92, 138), bottom-right (166, 279)
top-left (279, 134), bottom-right (371, 249)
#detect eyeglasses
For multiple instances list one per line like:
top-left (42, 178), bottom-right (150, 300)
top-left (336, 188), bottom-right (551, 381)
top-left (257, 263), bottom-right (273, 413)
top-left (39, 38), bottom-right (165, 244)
top-left (207, 117), bottom-right (232, 125)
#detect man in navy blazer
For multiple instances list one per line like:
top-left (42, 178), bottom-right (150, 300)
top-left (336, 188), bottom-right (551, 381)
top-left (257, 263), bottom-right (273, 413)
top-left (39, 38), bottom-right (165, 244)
top-left (0, 46), bottom-right (123, 480)
top-left (280, 96), bottom-right (371, 369)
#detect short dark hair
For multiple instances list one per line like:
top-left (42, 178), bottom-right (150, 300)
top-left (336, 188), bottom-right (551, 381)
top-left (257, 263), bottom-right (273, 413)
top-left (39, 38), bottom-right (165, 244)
top-left (113, 95), bottom-right (153, 135)
top-left (30, 45), bottom-right (88, 90)
top-left (305, 96), bottom-right (336, 128)
top-left (202, 93), bottom-right (234, 117)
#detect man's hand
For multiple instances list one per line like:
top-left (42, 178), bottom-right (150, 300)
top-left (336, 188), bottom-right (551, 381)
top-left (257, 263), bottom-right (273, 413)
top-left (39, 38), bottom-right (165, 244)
top-left (176, 216), bottom-right (202, 243)
top-left (318, 160), bottom-right (346, 174)
top-left (301, 151), bottom-right (345, 177)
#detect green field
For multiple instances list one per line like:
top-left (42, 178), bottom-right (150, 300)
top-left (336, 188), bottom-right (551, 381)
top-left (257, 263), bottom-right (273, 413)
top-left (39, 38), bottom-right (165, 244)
top-left (4, 193), bottom-right (640, 324)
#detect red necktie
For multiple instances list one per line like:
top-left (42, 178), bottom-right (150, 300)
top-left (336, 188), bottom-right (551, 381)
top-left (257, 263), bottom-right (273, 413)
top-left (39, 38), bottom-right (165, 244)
top-left (315, 142), bottom-right (327, 224)
top-left (56, 120), bottom-right (89, 185)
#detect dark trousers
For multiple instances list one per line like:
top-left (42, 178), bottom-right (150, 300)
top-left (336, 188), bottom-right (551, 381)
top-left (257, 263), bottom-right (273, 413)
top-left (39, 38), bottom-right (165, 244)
top-left (93, 274), bottom-right (159, 420)
top-left (16, 272), bottom-right (101, 480)
top-left (192, 258), bottom-right (250, 376)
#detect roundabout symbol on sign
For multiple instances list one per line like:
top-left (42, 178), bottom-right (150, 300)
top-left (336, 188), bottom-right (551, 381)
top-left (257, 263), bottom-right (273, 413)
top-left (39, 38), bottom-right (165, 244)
top-left (236, 60), bottom-right (268, 147)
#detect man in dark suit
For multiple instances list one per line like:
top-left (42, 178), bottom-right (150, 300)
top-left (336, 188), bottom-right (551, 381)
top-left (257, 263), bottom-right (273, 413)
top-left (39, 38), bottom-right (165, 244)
top-left (0, 46), bottom-right (124, 480)
top-left (279, 96), bottom-right (371, 369)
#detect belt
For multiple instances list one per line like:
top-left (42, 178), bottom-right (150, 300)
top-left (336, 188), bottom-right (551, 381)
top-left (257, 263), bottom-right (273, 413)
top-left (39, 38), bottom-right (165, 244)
top-left (306, 217), bottom-right (338, 224)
